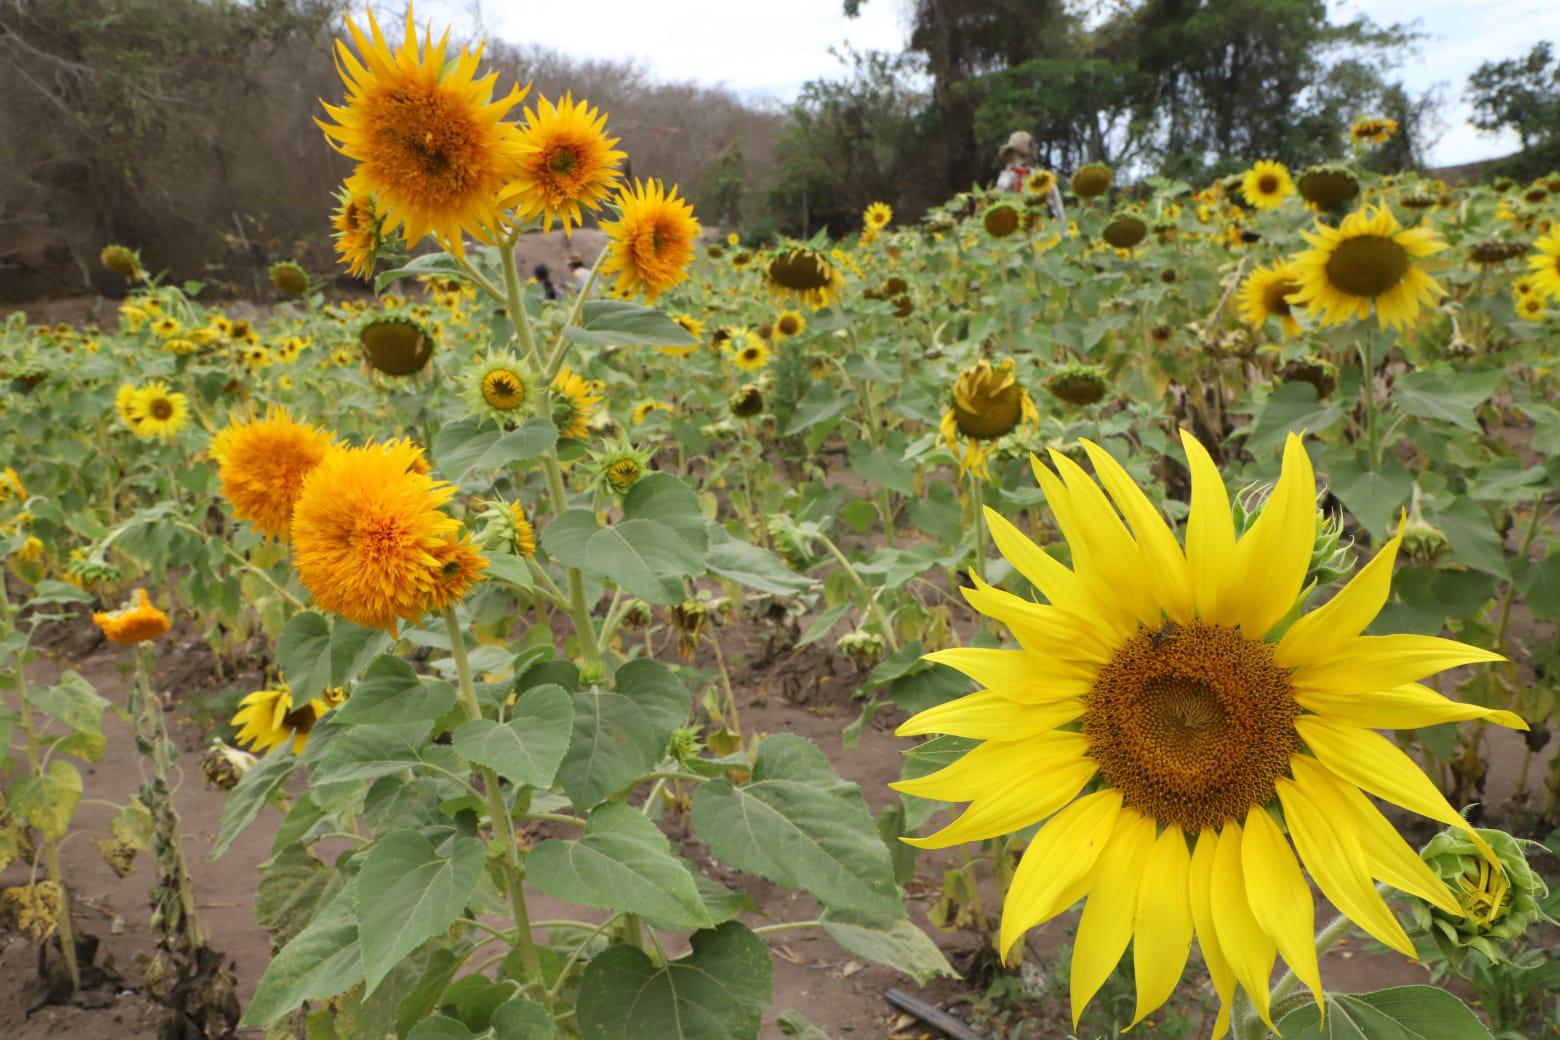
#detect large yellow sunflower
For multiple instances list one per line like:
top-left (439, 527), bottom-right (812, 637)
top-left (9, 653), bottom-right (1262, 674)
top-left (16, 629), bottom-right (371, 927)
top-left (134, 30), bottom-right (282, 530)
top-left (130, 381), bottom-right (190, 440)
top-left (1527, 228), bottom-right (1560, 300)
top-left (210, 407), bottom-right (337, 541)
top-left (729, 331), bottom-right (770, 372)
top-left (1240, 160), bottom-right (1294, 211)
top-left (598, 179), bottom-right (700, 303)
top-left (1289, 205), bottom-right (1446, 329)
top-left (231, 685), bottom-right (338, 755)
top-left (895, 432), bottom-right (1520, 1034)
top-left (1237, 263), bottom-right (1304, 339)
top-left (551, 365), bottom-right (603, 440)
top-left (504, 93), bottom-right (624, 233)
top-left (318, 6), bottom-right (528, 256)
top-left (290, 441), bottom-right (459, 634)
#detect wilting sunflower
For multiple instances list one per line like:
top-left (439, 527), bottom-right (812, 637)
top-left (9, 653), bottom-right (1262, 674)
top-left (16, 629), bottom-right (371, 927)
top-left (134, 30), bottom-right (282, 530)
top-left (1237, 263), bottom-right (1304, 338)
top-left (598, 178), bottom-right (699, 303)
top-left (465, 352), bottom-right (535, 426)
top-left (92, 589), bottom-right (171, 644)
top-left (728, 330), bottom-right (770, 372)
top-left (551, 365), bottom-right (602, 440)
top-left (864, 202), bottom-right (893, 231)
top-left (896, 432), bottom-right (1519, 1033)
top-left (765, 247), bottom-right (844, 309)
top-left (772, 310), bottom-right (806, 340)
top-left (1527, 229), bottom-right (1560, 300)
top-left (1071, 163), bottom-right (1114, 199)
top-left (1289, 205), bottom-right (1446, 329)
top-left (940, 359), bottom-right (1038, 477)
top-left (1351, 116), bottom-right (1399, 147)
top-left (1240, 160), bottom-right (1294, 211)
top-left (100, 244), bottom-right (142, 280)
top-left (318, 7), bottom-right (528, 256)
top-left (131, 381), bottom-right (190, 440)
top-left (505, 93), bottom-right (624, 233)
top-left (331, 187), bottom-right (383, 279)
top-left (425, 532), bottom-right (487, 611)
top-left (268, 261), bottom-right (309, 296)
top-left (291, 440), bottom-right (459, 633)
top-left (231, 685), bottom-right (338, 755)
top-left (210, 407), bottom-right (337, 541)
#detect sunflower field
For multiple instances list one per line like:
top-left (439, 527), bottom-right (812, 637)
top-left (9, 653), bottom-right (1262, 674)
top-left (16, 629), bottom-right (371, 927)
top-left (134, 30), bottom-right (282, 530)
top-left (1, 7), bottom-right (1558, 1040)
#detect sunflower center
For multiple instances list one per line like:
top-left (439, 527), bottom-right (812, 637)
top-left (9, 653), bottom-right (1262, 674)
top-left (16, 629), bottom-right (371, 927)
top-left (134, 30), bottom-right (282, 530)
top-left (370, 85), bottom-right (486, 202)
top-left (779, 317), bottom-right (799, 335)
top-left (282, 703), bottom-right (317, 735)
top-left (1257, 174), bottom-right (1280, 194)
top-left (1083, 621), bottom-right (1300, 833)
top-left (1325, 234), bottom-right (1408, 298)
top-left (148, 398), bottom-right (174, 421)
top-left (549, 146), bottom-right (579, 176)
top-left (483, 371), bottom-right (525, 409)
top-left (1263, 278), bottom-right (1299, 316)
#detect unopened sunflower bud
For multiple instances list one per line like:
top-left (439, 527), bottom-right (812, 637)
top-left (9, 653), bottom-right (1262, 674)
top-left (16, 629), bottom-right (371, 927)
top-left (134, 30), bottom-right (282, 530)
top-left (1402, 512), bottom-right (1449, 563)
top-left (836, 629), bottom-right (885, 666)
top-left (620, 599), bottom-right (652, 630)
top-left (666, 726), bottom-right (705, 766)
top-left (202, 741), bottom-right (256, 791)
top-left (1308, 509), bottom-right (1355, 587)
top-left (577, 659), bottom-right (607, 686)
top-left (1411, 827), bottom-right (1552, 968)
top-left (591, 442), bottom-right (652, 496)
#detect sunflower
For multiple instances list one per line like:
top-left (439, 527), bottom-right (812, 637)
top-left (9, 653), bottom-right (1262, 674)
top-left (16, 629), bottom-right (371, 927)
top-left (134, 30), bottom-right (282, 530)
top-left (268, 261), bottom-right (309, 296)
top-left (772, 310), bottom-right (806, 340)
top-left (131, 381), bottom-right (190, 440)
top-left (161, 336), bottom-right (200, 357)
top-left (729, 331), bottom-right (770, 372)
top-left (152, 316), bottom-right (182, 338)
top-left (864, 202), bottom-right (893, 231)
top-left (290, 440), bottom-right (459, 634)
top-left (465, 352), bottom-right (535, 426)
top-left (1527, 229), bottom-right (1560, 300)
top-left (1071, 163), bottom-right (1114, 198)
top-left (660, 314), bottom-right (704, 357)
top-left (507, 502), bottom-right (536, 557)
top-left (360, 316), bottom-right (433, 375)
top-left (425, 532), bottom-right (487, 611)
top-left (1289, 205), bottom-right (1446, 329)
top-left (210, 407), bottom-right (337, 541)
top-left (505, 93), bottom-right (624, 233)
top-left (765, 248), bottom-right (844, 309)
top-left (1240, 161), bottom-right (1294, 211)
top-left (231, 686), bottom-right (335, 755)
top-left (0, 467), bottom-right (24, 503)
top-left (896, 432), bottom-right (1520, 1033)
top-left (598, 179), bottom-right (700, 303)
top-left (318, 6), bottom-right (528, 256)
top-left (939, 359), bottom-right (1037, 477)
top-left (92, 588), bottom-right (171, 644)
top-left (1515, 292), bottom-right (1548, 322)
top-left (1237, 263), bottom-right (1304, 338)
top-left (115, 383), bottom-right (143, 431)
top-left (551, 365), bottom-right (602, 439)
top-left (983, 203), bottom-right (1022, 238)
top-left (1026, 170), bottom-right (1058, 196)
top-left (631, 400), bottom-right (669, 424)
top-left (1351, 116), bottom-right (1399, 147)
top-left (100, 244), bottom-right (142, 280)
top-left (331, 187), bottom-right (382, 279)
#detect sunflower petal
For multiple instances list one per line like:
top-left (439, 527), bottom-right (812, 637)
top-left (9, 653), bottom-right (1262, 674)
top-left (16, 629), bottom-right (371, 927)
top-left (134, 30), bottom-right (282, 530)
top-left (1180, 430), bottom-right (1236, 622)
top-left (961, 573), bottom-right (1113, 663)
top-left (1189, 830), bottom-right (1237, 1040)
top-left (1218, 433), bottom-right (1315, 638)
top-left (1277, 527), bottom-right (1403, 667)
top-left (1130, 824), bottom-right (1194, 1027)
top-left (891, 732), bottom-right (1090, 801)
top-left (1071, 810), bottom-right (1158, 1026)
top-left (922, 647), bottom-right (1094, 702)
top-left (982, 507), bottom-right (1131, 640)
top-left (1080, 439), bottom-right (1193, 623)
top-left (1297, 681), bottom-right (1527, 732)
top-left (1000, 790), bottom-right (1122, 958)
top-left (1242, 808), bottom-right (1322, 1013)
top-left (1047, 450), bottom-right (1164, 627)
top-left (896, 690), bottom-right (1085, 739)
top-left (1292, 634), bottom-right (1504, 693)
top-left (902, 759), bottom-right (1096, 849)
top-left (1210, 824), bottom-right (1278, 1031)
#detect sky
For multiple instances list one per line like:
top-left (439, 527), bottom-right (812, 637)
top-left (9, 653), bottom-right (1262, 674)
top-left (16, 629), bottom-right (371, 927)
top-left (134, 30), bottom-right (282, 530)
top-left (425, 0), bottom-right (1558, 167)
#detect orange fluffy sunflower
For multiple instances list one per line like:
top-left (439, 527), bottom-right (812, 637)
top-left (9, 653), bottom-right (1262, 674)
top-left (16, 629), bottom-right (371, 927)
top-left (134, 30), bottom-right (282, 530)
top-left (330, 186), bottom-right (383, 279)
top-left (317, 6), bottom-right (529, 256)
top-left (210, 408), bottom-right (337, 541)
top-left (93, 589), bottom-right (171, 644)
top-left (599, 179), bottom-right (701, 303)
top-left (504, 93), bottom-right (624, 233)
top-left (290, 440), bottom-right (459, 634)
top-left (425, 532), bottom-right (488, 611)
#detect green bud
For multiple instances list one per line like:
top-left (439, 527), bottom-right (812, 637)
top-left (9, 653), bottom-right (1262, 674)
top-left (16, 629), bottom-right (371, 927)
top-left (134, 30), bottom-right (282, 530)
top-left (836, 629), bottom-right (886, 666)
top-left (589, 440), bottom-right (653, 496)
top-left (666, 725), bottom-right (705, 766)
top-left (577, 659), bottom-right (607, 686)
top-left (1411, 827), bottom-right (1552, 969)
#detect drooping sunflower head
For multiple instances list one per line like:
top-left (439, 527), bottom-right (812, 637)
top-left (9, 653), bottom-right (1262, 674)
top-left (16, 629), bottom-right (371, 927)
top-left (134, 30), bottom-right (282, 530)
top-left (290, 440), bottom-right (460, 633)
top-left (268, 260), bottom-right (310, 296)
top-left (1527, 228), bottom-right (1560, 300)
top-left (1240, 160), bottom-right (1294, 211)
top-left (505, 92), bottom-right (624, 233)
top-left (318, 7), bottom-right (529, 256)
top-left (1350, 116), bottom-right (1399, 147)
top-left (630, 400), bottom-right (668, 425)
top-left (864, 201), bottom-right (893, 230)
top-left (131, 381), bottom-right (190, 440)
top-left (1237, 262), bottom-right (1304, 339)
top-left (983, 203), bottom-right (1022, 238)
top-left (551, 364), bottom-right (603, 440)
top-left (728, 330), bottom-right (770, 372)
top-left (1071, 163), bottom-right (1114, 199)
top-left (359, 316), bottom-right (434, 375)
top-left (772, 310), bottom-right (806, 340)
top-left (895, 431), bottom-right (1519, 1032)
top-left (331, 186), bottom-right (384, 279)
top-left (425, 531), bottom-right (487, 611)
top-left (1468, 238), bottom-right (1529, 267)
top-left (1289, 204), bottom-right (1448, 329)
top-left (231, 685), bottom-right (334, 755)
top-left (1295, 163), bottom-right (1360, 211)
top-left (1045, 362), bottom-right (1109, 406)
top-left (1102, 213), bottom-right (1148, 250)
top-left (1026, 170), bottom-right (1058, 196)
top-left (115, 383), bottom-right (143, 431)
top-left (92, 588), bottom-right (171, 645)
top-left (764, 248), bottom-right (844, 309)
top-left (729, 384), bottom-right (765, 419)
top-left (465, 352), bottom-right (535, 426)
top-left (947, 359), bottom-right (1028, 441)
top-left (599, 178), bottom-right (700, 303)
top-left (211, 407), bottom-right (338, 541)
top-left (100, 244), bottom-right (143, 280)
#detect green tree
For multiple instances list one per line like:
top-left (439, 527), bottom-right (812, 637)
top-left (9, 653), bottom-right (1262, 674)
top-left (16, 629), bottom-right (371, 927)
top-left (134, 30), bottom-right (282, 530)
top-left (1468, 42), bottom-right (1560, 178)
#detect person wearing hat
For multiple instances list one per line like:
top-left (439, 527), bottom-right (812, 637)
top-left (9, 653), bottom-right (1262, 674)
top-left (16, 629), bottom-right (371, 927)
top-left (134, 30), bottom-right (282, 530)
top-left (996, 130), bottom-right (1064, 221)
top-left (566, 251), bottom-right (590, 296)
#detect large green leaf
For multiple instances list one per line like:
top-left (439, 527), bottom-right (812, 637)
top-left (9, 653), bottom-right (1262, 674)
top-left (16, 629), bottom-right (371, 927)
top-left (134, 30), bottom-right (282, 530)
top-left (528, 802), bottom-right (714, 929)
top-left (255, 847), bottom-right (343, 948)
top-left (584, 519), bottom-right (707, 605)
top-left (562, 299), bottom-right (698, 348)
top-left (310, 720), bottom-right (432, 785)
top-left (28, 670), bottom-right (108, 739)
top-left (784, 384), bottom-right (849, 437)
top-left (451, 683), bottom-right (573, 787)
top-left (1393, 369), bottom-right (1503, 432)
top-left (1275, 985), bottom-right (1493, 1039)
top-left (434, 416), bottom-right (558, 481)
top-left (1324, 450), bottom-right (1413, 540)
top-left (357, 830), bottom-right (485, 993)
top-left (704, 524), bottom-right (814, 595)
top-left (576, 923), bottom-right (773, 1040)
top-left (211, 748), bottom-right (296, 859)
top-left (1432, 498), bottom-right (1509, 578)
top-left (612, 658), bottom-right (691, 749)
top-left (540, 508), bottom-right (601, 568)
top-left (10, 759), bottom-right (82, 839)
top-left (277, 610), bottom-right (333, 701)
top-left (691, 733), bottom-right (903, 917)
top-left (1247, 382), bottom-right (1345, 455)
top-left (331, 620), bottom-right (392, 688)
top-left (490, 998), bottom-right (556, 1039)
top-left (819, 911), bottom-right (955, 985)
top-left (243, 882), bottom-right (363, 1026)
top-left (1513, 551), bottom-right (1560, 619)
top-left (333, 655), bottom-right (457, 725)
top-left (556, 688), bottom-right (660, 809)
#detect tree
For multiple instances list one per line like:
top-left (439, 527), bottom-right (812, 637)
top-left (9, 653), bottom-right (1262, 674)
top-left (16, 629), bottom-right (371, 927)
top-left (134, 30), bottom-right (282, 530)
top-left (1468, 42), bottom-right (1560, 178)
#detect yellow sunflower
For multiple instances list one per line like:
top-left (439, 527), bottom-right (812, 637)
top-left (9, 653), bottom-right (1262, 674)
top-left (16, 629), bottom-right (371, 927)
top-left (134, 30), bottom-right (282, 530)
top-left (318, 6), bottom-right (528, 256)
top-left (939, 359), bottom-right (1038, 478)
top-left (1350, 116), bottom-right (1399, 147)
top-left (465, 352), bottom-right (535, 426)
top-left (772, 310), bottom-right (806, 340)
top-left (1516, 292), bottom-right (1548, 322)
top-left (599, 178), bottom-right (700, 303)
top-left (660, 314), bottom-right (704, 357)
top-left (425, 532), bottom-right (487, 611)
top-left (895, 432), bottom-right (1519, 1034)
top-left (210, 407), bottom-right (337, 541)
top-left (551, 365), bottom-right (603, 440)
top-left (1240, 160), bottom-right (1294, 211)
top-left (765, 247), bottom-right (844, 309)
top-left (130, 381), bottom-right (190, 440)
top-left (92, 589), bottom-right (171, 645)
top-left (290, 441), bottom-right (459, 634)
top-left (1527, 228), bottom-right (1560, 300)
top-left (508, 501), bottom-right (536, 557)
top-left (1289, 205), bottom-right (1446, 329)
top-left (331, 187), bottom-right (382, 279)
top-left (1237, 263), bottom-right (1304, 338)
top-left (504, 93), bottom-right (624, 233)
top-left (631, 401), bottom-right (670, 424)
top-left (864, 201), bottom-right (893, 231)
top-left (728, 330), bottom-right (770, 372)
top-left (115, 383), bottom-right (143, 431)
top-left (231, 686), bottom-right (335, 755)
top-left (1026, 170), bottom-right (1058, 196)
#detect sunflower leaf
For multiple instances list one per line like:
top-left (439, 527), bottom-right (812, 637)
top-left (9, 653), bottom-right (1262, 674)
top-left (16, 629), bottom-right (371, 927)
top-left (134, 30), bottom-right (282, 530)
top-left (451, 683), bottom-right (573, 787)
top-left (562, 299), bottom-right (696, 348)
top-left (1275, 985), bottom-right (1492, 1039)
top-left (356, 830), bottom-right (484, 994)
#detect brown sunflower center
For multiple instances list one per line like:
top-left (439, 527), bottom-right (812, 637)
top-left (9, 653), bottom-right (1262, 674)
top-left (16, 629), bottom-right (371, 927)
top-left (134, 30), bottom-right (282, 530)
top-left (1325, 234), bottom-right (1409, 298)
top-left (371, 85), bottom-right (486, 202)
top-left (549, 147), bottom-right (579, 175)
top-left (1263, 278), bottom-right (1300, 316)
top-left (148, 397), bottom-right (174, 421)
top-left (1257, 174), bottom-right (1280, 194)
top-left (1083, 621), bottom-right (1300, 833)
top-left (483, 371), bottom-right (525, 409)
top-left (778, 316), bottom-right (799, 335)
top-left (281, 703), bottom-right (318, 735)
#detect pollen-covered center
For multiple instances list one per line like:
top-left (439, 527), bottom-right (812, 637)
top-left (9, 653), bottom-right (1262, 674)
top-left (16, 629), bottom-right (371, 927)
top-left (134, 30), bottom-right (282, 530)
top-left (483, 370), bottom-right (525, 410)
top-left (1084, 621), bottom-right (1300, 833)
top-left (367, 85), bottom-right (487, 204)
top-left (1325, 234), bottom-right (1408, 297)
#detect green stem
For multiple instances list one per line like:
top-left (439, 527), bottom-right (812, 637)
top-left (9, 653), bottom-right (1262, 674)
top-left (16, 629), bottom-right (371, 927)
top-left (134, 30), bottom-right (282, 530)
top-left (442, 608), bottom-right (547, 1006)
top-left (177, 522), bottom-right (306, 610)
top-left (496, 240), bottom-right (540, 368)
top-left (542, 249), bottom-right (606, 383)
top-left (752, 919), bottom-right (824, 936)
top-left (133, 649), bottom-right (204, 957)
top-left (1356, 338), bottom-right (1377, 469)
top-left (450, 251), bottom-right (508, 307)
top-left (540, 457), bottom-right (604, 674)
top-left (815, 532), bottom-right (900, 654)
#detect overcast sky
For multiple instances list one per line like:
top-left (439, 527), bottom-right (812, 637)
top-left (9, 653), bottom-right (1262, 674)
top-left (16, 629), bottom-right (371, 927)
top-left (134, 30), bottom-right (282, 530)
top-left (424, 0), bottom-right (1557, 168)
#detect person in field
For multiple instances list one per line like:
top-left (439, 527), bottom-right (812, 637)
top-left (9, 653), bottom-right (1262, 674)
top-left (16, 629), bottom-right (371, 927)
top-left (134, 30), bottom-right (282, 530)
top-left (996, 129), bottom-right (1064, 221)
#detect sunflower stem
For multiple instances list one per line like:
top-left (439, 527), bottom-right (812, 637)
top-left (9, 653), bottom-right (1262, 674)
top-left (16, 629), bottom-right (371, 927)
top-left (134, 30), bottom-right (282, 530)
top-left (542, 247), bottom-right (607, 383)
top-left (816, 531), bottom-right (899, 654)
top-left (441, 608), bottom-right (548, 1007)
top-left (1355, 337), bottom-right (1378, 469)
top-left (497, 239), bottom-right (541, 369)
top-left (539, 454), bottom-right (605, 673)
